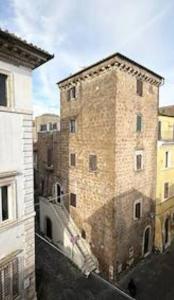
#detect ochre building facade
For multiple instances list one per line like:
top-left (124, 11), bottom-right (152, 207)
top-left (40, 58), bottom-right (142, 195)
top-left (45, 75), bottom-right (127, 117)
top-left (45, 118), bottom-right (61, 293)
top-left (155, 110), bottom-right (174, 252)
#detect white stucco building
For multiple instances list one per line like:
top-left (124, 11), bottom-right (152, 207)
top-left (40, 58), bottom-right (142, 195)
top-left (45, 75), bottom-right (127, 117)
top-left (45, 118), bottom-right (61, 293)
top-left (0, 29), bottom-right (53, 299)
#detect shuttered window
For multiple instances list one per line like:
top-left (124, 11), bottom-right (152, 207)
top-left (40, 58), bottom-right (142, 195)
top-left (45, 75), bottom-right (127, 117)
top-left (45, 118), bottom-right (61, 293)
top-left (136, 114), bottom-right (142, 132)
top-left (70, 153), bottom-right (76, 167)
top-left (136, 154), bottom-right (142, 170)
top-left (164, 183), bottom-right (169, 199)
top-left (0, 74), bottom-right (7, 106)
top-left (69, 119), bottom-right (76, 133)
top-left (136, 79), bottom-right (143, 96)
top-left (0, 258), bottom-right (19, 299)
top-left (70, 193), bottom-right (76, 207)
top-left (67, 86), bottom-right (76, 101)
top-left (89, 155), bottom-right (97, 171)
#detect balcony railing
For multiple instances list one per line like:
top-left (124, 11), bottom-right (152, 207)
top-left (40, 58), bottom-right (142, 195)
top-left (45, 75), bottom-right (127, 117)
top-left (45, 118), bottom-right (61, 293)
top-left (158, 131), bottom-right (174, 142)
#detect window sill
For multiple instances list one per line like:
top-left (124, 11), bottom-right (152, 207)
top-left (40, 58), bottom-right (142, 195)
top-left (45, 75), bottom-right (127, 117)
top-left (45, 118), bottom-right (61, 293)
top-left (0, 219), bottom-right (16, 231)
top-left (134, 168), bottom-right (144, 173)
top-left (69, 97), bottom-right (76, 101)
top-left (161, 166), bottom-right (174, 171)
top-left (133, 217), bottom-right (141, 221)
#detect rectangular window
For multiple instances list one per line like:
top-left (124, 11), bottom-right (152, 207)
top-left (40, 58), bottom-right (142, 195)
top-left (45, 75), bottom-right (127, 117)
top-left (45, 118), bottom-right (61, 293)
top-left (0, 257), bottom-right (19, 299)
top-left (158, 121), bottom-right (161, 140)
top-left (69, 119), bottom-right (76, 133)
top-left (67, 86), bottom-right (76, 101)
top-left (89, 155), bottom-right (97, 171)
top-left (136, 114), bottom-right (142, 132)
top-left (165, 151), bottom-right (169, 168)
top-left (136, 79), bottom-right (143, 96)
top-left (135, 202), bottom-right (141, 219)
top-left (40, 124), bottom-right (47, 131)
top-left (1, 186), bottom-right (8, 221)
top-left (53, 123), bottom-right (57, 130)
top-left (135, 151), bottom-right (143, 171)
top-left (0, 74), bottom-right (7, 106)
top-left (164, 183), bottom-right (169, 199)
top-left (70, 153), bottom-right (76, 167)
top-left (70, 193), bottom-right (76, 207)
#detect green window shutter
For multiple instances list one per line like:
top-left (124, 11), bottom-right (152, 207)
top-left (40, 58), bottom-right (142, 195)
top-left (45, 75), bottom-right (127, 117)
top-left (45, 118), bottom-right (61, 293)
top-left (136, 115), bottom-right (142, 132)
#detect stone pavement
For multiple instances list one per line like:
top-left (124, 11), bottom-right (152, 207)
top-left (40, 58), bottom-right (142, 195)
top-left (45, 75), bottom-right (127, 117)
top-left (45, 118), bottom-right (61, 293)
top-left (119, 242), bottom-right (174, 300)
top-left (35, 235), bottom-right (133, 300)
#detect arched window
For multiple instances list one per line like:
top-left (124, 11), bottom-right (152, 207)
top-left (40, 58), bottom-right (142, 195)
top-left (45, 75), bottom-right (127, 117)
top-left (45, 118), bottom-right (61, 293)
top-left (45, 217), bottom-right (52, 239)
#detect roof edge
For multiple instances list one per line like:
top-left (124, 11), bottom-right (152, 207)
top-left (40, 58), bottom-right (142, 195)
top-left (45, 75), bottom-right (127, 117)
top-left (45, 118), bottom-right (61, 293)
top-left (57, 52), bottom-right (164, 85)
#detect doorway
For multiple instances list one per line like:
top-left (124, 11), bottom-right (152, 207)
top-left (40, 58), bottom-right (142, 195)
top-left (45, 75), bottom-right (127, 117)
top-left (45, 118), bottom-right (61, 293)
top-left (164, 218), bottom-right (170, 247)
top-left (55, 183), bottom-right (61, 203)
top-left (46, 217), bottom-right (52, 239)
top-left (143, 226), bottom-right (151, 256)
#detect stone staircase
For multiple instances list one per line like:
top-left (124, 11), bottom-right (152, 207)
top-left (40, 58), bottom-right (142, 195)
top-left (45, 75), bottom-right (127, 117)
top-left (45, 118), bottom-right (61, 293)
top-left (45, 198), bottom-right (99, 276)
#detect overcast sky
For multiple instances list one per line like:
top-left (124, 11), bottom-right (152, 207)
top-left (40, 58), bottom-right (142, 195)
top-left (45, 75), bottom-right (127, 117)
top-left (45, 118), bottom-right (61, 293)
top-left (0, 0), bottom-right (174, 115)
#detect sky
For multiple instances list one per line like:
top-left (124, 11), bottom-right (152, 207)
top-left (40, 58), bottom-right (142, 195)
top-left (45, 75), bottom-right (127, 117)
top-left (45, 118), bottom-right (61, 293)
top-left (0, 0), bottom-right (174, 116)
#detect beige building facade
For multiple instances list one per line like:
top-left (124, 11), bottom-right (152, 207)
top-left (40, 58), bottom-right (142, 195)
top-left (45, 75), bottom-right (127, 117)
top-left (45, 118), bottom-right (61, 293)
top-left (58, 53), bottom-right (163, 280)
top-left (33, 113), bottom-right (60, 143)
top-left (0, 28), bottom-right (53, 299)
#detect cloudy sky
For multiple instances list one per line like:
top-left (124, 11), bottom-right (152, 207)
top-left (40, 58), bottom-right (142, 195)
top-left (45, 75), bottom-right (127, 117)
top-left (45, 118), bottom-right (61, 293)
top-left (0, 0), bottom-right (174, 115)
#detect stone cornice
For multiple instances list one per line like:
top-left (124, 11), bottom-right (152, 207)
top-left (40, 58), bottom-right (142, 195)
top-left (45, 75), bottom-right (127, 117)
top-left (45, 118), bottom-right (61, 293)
top-left (0, 28), bottom-right (54, 69)
top-left (58, 53), bottom-right (164, 89)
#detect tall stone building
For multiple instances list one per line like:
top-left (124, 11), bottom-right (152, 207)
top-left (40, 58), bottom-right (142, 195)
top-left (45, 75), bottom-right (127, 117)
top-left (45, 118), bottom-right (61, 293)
top-left (58, 53), bottom-right (164, 280)
top-left (0, 28), bottom-right (53, 299)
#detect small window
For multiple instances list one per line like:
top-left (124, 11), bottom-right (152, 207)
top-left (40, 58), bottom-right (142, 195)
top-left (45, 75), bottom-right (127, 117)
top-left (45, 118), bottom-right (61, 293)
top-left (81, 229), bottom-right (86, 239)
top-left (135, 151), bottom-right (143, 171)
top-left (136, 79), bottom-right (143, 96)
top-left (0, 258), bottom-right (20, 298)
top-left (136, 114), bottom-right (142, 132)
top-left (158, 121), bottom-right (161, 140)
top-left (40, 124), bottom-right (47, 131)
top-left (0, 73), bottom-right (7, 106)
top-left (53, 123), bottom-right (57, 130)
top-left (165, 151), bottom-right (169, 168)
top-left (47, 148), bottom-right (53, 167)
top-left (69, 119), bottom-right (76, 133)
top-left (134, 201), bottom-right (141, 219)
top-left (164, 182), bottom-right (169, 199)
top-left (70, 153), bottom-right (76, 167)
top-left (89, 155), bottom-right (97, 171)
top-left (67, 86), bottom-right (76, 101)
top-left (1, 186), bottom-right (8, 221)
top-left (70, 193), bottom-right (76, 207)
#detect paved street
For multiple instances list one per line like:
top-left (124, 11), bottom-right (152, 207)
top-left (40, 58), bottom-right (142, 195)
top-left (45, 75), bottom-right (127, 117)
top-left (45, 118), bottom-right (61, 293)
top-left (119, 242), bottom-right (174, 300)
top-left (35, 235), bottom-right (132, 300)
